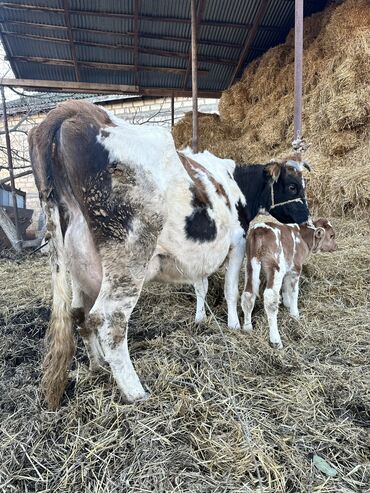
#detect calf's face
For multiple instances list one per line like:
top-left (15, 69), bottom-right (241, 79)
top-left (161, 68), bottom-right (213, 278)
top-left (313, 219), bottom-right (337, 253)
top-left (265, 164), bottom-right (310, 225)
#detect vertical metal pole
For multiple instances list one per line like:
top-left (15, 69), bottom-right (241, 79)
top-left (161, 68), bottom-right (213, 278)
top-left (191, 0), bottom-right (198, 153)
top-left (1, 85), bottom-right (22, 245)
top-left (171, 93), bottom-right (175, 128)
top-left (294, 0), bottom-right (303, 143)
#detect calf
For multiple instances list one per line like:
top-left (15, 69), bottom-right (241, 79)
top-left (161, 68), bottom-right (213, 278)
top-left (241, 219), bottom-right (337, 349)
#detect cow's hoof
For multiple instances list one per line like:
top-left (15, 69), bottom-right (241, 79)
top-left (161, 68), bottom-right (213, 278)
top-left (124, 389), bottom-right (150, 404)
top-left (227, 316), bottom-right (241, 330)
top-left (228, 322), bottom-right (241, 330)
top-left (243, 323), bottom-right (253, 333)
top-left (290, 312), bottom-right (300, 321)
top-left (269, 341), bottom-right (283, 350)
top-left (194, 315), bottom-right (206, 325)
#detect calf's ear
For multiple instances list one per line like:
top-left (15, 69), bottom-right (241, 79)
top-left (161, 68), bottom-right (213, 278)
top-left (312, 227), bottom-right (325, 253)
top-left (264, 162), bottom-right (281, 182)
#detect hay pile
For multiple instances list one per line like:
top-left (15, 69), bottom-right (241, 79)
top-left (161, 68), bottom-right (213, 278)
top-left (173, 0), bottom-right (370, 218)
top-left (1, 217), bottom-right (369, 492)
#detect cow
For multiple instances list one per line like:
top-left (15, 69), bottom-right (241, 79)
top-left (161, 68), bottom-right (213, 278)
top-left (28, 100), bottom-right (310, 409)
top-left (241, 219), bottom-right (337, 349)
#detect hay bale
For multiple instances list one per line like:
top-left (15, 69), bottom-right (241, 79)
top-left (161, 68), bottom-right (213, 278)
top-left (174, 0), bottom-right (370, 218)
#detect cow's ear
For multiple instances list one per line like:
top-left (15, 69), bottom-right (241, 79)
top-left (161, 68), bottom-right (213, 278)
top-left (264, 162), bottom-right (281, 182)
top-left (313, 227), bottom-right (325, 253)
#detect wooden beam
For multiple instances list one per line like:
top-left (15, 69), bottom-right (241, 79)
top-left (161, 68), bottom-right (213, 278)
top-left (191, 0), bottom-right (198, 153)
top-left (133, 0), bottom-right (140, 87)
top-left (63, 0), bottom-right (80, 81)
top-left (1, 3), bottom-right (281, 31)
top-left (228, 0), bottom-right (270, 87)
top-left (0, 78), bottom-right (221, 98)
top-left (1, 31), bottom-right (236, 65)
top-left (0, 86), bottom-right (22, 247)
top-left (7, 56), bottom-right (209, 76)
top-left (0, 170), bottom-right (32, 186)
top-left (183, 0), bottom-right (207, 90)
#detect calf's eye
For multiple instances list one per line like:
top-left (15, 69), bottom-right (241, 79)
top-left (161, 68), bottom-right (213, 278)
top-left (288, 184), bottom-right (297, 193)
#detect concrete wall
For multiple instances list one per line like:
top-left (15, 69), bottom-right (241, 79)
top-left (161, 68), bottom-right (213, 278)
top-left (0, 96), bottom-right (219, 236)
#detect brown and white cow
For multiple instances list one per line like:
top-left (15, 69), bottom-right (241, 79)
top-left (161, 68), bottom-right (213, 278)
top-left (241, 219), bottom-right (337, 349)
top-left (28, 100), bottom-right (311, 408)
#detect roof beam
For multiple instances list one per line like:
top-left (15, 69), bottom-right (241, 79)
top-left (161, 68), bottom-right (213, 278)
top-left (0, 23), bottom-right (243, 49)
top-left (0, 78), bottom-right (221, 98)
top-left (183, 0), bottom-right (207, 90)
top-left (0, 3), bottom-right (281, 31)
top-left (7, 55), bottom-right (209, 76)
top-left (63, 0), bottom-right (80, 81)
top-left (1, 31), bottom-right (237, 65)
top-left (228, 0), bottom-right (271, 87)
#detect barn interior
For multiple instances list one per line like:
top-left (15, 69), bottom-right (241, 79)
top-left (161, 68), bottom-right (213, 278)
top-left (0, 1), bottom-right (369, 492)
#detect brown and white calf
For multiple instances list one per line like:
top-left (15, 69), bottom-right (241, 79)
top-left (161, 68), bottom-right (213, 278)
top-left (28, 100), bottom-right (311, 409)
top-left (241, 219), bottom-right (337, 349)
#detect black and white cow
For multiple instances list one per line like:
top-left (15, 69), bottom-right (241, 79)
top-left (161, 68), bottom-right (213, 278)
top-left (28, 100), bottom-right (310, 408)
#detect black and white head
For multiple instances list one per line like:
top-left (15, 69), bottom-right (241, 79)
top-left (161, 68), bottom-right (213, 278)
top-left (264, 158), bottom-right (311, 225)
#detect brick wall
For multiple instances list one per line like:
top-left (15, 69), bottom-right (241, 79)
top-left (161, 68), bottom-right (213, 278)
top-left (0, 96), bottom-right (219, 236)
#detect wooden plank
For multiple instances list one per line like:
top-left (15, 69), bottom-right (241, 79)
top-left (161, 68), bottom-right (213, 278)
top-left (0, 207), bottom-right (21, 252)
top-left (0, 78), bottom-right (221, 98)
top-left (8, 56), bottom-right (209, 76)
top-left (228, 0), bottom-right (270, 87)
top-left (63, 0), bottom-right (80, 81)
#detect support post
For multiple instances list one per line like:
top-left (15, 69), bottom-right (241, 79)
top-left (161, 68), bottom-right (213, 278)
top-left (0, 86), bottom-right (22, 249)
top-left (191, 0), bottom-right (198, 153)
top-left (171, 93), bottom-right (175, 128)
top-left (294, 0), bottom-right (303, 143)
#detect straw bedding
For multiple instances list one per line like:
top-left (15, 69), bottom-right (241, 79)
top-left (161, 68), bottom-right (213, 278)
top-left (173, 0), bottom-right (370, 219)
top-left (1, 216), bottom-right (369, 492)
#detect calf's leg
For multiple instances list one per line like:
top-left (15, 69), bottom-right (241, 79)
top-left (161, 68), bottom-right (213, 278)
top-left (241, 257), bottom-right (261, 332)
top-left (263, 266), bottom-right (284, 349)
top-left (285, 271), bottom-right (301, 319)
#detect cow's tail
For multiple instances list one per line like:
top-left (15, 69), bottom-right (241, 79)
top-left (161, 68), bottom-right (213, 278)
top-left (28, 107), bottom-right (77, 410)
top-left (41, 203), bottom-right (75, 410)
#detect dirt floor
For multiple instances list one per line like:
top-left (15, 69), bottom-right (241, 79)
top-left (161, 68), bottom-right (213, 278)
top-left (0, 217), bottom-right (369, 493)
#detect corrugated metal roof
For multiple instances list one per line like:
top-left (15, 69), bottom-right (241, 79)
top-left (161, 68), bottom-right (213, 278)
top-left (0, 0), bottom-right (328, 96)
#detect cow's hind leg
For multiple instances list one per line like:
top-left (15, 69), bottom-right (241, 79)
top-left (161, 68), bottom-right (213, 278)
top-left (86, 240), bottom-right (157, 403)
top-left (224, 232), bottom-right (246, 329)
top-left (71, 279), bottom-right (105, 371)
top-left (194, 277), bottom-right (208, 324)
